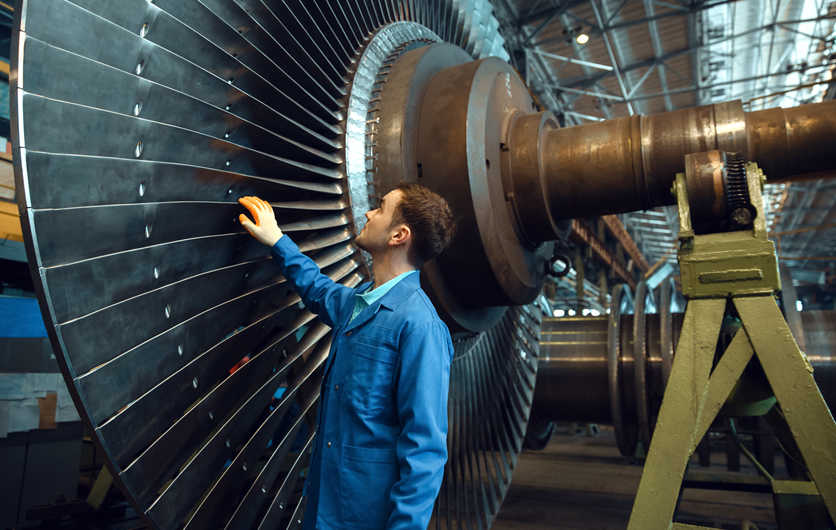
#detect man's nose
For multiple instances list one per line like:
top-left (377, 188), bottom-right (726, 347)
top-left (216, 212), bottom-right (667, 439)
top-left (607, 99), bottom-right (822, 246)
top-left (365, 210), bottom-right (373, 220)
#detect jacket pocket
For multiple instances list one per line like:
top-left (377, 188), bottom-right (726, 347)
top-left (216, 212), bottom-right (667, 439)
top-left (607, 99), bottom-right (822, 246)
top-left (341, 445), bottom-right (398, 528)
top-left (344, 341), bottom-right (397, 416)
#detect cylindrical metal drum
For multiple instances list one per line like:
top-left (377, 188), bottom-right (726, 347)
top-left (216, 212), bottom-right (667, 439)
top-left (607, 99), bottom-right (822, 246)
top-left (534, 312), bottom-right (685, 424)
top-left (800, 310), bottom-right (836, 411)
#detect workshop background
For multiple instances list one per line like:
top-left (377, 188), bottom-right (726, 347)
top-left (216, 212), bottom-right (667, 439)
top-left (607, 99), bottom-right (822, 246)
top-left (1, 0), bottom-right (836, 529)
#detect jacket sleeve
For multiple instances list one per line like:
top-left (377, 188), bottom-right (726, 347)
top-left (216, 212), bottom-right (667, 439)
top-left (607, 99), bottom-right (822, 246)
top-left (270, 236), bottom-right (352, 329)
top-left (387, 320), bottom-right (453, 529)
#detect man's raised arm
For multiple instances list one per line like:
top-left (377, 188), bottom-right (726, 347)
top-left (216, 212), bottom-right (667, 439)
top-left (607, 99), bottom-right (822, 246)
top-left (239, 196), bottom-right (351, 329)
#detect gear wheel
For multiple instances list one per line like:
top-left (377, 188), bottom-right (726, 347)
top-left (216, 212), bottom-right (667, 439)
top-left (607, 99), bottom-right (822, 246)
top-left (722, 151), bottom-right (754, 230)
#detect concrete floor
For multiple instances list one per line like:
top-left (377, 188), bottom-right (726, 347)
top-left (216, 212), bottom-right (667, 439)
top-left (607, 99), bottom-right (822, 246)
top-left (492, 427), bottom-right (777, 530)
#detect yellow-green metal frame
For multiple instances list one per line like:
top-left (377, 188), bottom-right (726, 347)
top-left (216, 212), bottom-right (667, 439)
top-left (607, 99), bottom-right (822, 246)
top-left (627, 162), bottom-right (836, 530)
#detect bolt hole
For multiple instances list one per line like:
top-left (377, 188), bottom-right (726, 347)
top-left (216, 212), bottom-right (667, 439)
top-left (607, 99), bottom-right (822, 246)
top-left (134, 100), bottom-right (143, 116)
top-left (228, 77), bottom-right (234, 84)
top-left (226, 160), bottom-right (232, 167)
top-left (135, 59), bottom-right (146, 75)
top-left (227, 188), bottom-right (233, 194)
top-left (232, 53), bottom-right (238, 58)
top-left (224, 131), bottom-right (231, 139)
top-left (225, 104), bottom-right (232, 111)
top-left (139, 181), bottom-right (146, 196)
top-left (165, 304), bottom-right (171, 318)
top-left (135, 141), bottom-right (143, 158)
top-left (486, 159), bottom-right (491, 169)
top-left (192, 377), bottom-right (198, 389)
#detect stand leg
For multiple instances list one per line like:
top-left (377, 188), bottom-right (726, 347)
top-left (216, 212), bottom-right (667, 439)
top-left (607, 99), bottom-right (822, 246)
top-left (627, 298), bottom-right (726, 530)
top-left (735, 295), bottom-right (836, 519)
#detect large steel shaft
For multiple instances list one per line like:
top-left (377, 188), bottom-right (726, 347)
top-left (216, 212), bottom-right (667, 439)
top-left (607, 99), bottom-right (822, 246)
top-left (382, 51), bottom-right (836, 331)
top-left (521, 100), bottom-right (836, 237)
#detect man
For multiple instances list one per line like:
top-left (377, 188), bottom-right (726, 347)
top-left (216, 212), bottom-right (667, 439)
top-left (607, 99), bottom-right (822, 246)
top-left (238, 182), bottom-right (456, 529)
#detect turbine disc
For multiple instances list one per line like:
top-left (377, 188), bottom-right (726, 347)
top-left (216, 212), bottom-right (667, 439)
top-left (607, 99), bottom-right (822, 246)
top-left (12, 1), bottom-right (537, 528)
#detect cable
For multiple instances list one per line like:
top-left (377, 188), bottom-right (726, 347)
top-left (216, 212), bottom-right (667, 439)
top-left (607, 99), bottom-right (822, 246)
top-left (726, 418), bottom-right (774, 484)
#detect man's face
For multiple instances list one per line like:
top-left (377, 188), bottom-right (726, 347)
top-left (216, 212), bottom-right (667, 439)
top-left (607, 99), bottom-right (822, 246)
top-left (355, 190), bottom-right (403, 254)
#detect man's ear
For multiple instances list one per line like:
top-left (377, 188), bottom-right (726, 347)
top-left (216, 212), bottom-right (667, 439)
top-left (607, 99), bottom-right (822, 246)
top-left (389, 224), bottom-right (411, 247)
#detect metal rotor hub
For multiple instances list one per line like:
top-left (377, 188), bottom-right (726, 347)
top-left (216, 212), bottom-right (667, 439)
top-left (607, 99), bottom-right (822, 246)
top-left (373, 44), bottom-right (560, 333)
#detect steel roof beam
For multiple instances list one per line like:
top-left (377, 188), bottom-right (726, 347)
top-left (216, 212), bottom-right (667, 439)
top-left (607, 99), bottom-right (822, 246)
top-left (630, 63), bottom-right (835, 101)
top-left (642, 0), bottom-right (675, 111)
top-left (590, 0), bottom-right (635, 114)
top-left (523, 0), bottom-right (586, 46)
top-left (558, 14), bottom-right (836, 90)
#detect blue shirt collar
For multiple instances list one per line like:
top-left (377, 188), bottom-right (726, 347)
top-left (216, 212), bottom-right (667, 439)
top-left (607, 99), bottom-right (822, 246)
top-left (358, 269), bottom-right (418, 307)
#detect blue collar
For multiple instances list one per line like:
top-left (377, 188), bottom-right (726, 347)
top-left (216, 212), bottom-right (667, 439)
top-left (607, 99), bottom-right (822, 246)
top-left (358, 270), bottom-right (418, 306)
top-left (356, 269), bottom-right (421, 311)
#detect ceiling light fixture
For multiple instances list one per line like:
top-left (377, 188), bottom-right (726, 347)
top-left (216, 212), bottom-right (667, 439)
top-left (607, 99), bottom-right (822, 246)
top-left (576, 33), bottom-right (589, 44)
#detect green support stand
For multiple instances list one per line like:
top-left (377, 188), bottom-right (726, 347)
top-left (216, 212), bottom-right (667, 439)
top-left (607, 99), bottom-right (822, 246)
top-left (626, 161), bottom-right (836, 530)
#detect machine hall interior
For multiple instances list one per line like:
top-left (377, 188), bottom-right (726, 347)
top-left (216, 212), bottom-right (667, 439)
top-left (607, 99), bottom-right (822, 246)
top-left (1, 0), bottom-right (836, 528)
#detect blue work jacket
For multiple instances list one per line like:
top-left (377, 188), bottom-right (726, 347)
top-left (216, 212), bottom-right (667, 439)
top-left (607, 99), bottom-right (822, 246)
top-left (271, 236), bottom-right (453, 529)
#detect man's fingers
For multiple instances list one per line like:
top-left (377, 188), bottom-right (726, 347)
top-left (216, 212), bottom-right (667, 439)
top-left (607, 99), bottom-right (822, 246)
top-left (256, 197), bottom-right (273, 214)
top-left (238, 213), bottom-right (257, 237)
top-left (238, 197), bottom-right (261, 225)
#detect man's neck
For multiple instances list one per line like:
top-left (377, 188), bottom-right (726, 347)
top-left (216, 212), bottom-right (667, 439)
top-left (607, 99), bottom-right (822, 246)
top-left (369, 251), bottom-right (416, 290)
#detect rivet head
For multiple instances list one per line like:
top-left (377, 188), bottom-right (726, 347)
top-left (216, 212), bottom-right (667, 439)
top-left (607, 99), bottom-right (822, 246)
top-left (153, 266), bottom-right (159, 279)
top-left (134, 100), bottom-right (143, 116)
top-left (243, 462), bottom-right (247, 471)
top-left (177, 344), bottom-right (183, 355)
top-left (261, 485), bottom-right (267, 493)
top-left (165, 304), bottom-right (171, 318)
top-left (135, 59), bottom-right (146, 75)
top-left (139, 181), bottom-right (146, 196)
top-left (209, 411), bottom-right (214, 420)
top-left (192, 377), bottom-right (198, 388)
top-left (145, 223), bottom-right (152, 238)
top-left (225, 439), bottom-right (231, 448)
top-left (135, 141), bottom-right (143, 158)
top-left (278, 502), bottom-right (284, 509)
top-left (139, 23), bottom-right (149, 37)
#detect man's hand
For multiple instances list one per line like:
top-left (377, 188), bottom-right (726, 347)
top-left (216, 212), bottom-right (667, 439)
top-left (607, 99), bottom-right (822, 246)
top-left (238, 196), bottom-right (284, 247)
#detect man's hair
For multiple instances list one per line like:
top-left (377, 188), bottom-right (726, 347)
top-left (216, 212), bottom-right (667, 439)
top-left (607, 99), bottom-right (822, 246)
top-left (390, 182), bottom-right (456, 267)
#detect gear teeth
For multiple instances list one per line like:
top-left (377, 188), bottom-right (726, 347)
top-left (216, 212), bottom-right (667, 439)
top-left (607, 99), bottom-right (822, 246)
top-left (722, 151), bottom-right (752, 228)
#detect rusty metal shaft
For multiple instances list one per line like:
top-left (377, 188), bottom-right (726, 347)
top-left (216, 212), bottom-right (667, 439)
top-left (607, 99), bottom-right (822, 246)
top-left (512, 99), bottom-right (836, 241)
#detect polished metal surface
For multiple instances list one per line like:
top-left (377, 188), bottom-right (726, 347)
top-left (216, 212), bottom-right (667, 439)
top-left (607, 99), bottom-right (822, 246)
top-left (535, 279), bottom-right (836, 457)
top-left (12, 1), bottom-right (517, 529)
